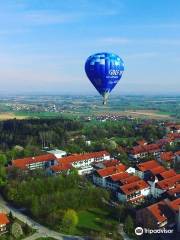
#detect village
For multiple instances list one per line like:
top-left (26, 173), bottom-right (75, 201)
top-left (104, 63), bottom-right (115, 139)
top-left (0, 122), bottom-right (179, 238)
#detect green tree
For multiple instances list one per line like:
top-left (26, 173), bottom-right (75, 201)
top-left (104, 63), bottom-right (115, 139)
top-left (61, 209), bottom-right (78, 233)
top-left (124, 215), bottom-right (134, 237)
top-left (11, 222), bottom-right (23, 239)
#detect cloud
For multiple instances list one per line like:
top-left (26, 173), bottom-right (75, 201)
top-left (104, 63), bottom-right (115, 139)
top-left (100, 37), bottom-right (131, 44)
top-left (125, 52), bottom-right (158, 60)
top-left (99, 37), bottom-right (180, 46)
top-left (24, 11), bottom-right (77, 25)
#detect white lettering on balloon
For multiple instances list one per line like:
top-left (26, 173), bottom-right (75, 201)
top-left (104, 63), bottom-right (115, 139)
top-left (109, 70), bottom-right (122, 76)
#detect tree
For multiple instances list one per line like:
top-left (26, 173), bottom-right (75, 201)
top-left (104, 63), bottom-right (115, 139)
top-left (61, 209), bottom-right (78, 233)
top-left (0, 164), bottom-right (7, 186)
top-left (124, 215), bottom-right (134, 237)
top-left (116, 204), bottom-right (126, 222)
top-left (11, 222), bottom-right (23, 239)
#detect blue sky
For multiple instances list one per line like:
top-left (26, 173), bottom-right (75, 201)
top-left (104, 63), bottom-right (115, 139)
top-left (0, 0), bottom-right (180, 95)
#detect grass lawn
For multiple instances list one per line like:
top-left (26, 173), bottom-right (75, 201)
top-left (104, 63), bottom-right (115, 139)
top-left (75, 208), bottom-right (118, 235)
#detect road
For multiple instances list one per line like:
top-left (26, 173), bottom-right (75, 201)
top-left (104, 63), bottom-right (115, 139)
top-left (0, 194), bottom-right (84, 240)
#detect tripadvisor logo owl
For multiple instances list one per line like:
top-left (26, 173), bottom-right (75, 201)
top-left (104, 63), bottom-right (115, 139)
top-left (135, 227), bottom-right (144, 236)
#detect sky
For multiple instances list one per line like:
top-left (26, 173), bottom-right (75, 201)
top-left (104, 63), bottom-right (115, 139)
top-left (0, 0), bottom-right (180, 95)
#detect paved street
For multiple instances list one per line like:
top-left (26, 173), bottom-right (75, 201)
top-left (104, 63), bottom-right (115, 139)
top-left (0, 194), bottom-right (84, 240)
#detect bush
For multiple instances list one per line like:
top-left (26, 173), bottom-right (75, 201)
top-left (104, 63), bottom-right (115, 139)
top-left (11, 222), bottom-right (23, 239)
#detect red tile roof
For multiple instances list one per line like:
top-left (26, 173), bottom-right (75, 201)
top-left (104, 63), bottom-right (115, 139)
top-left (157, 138), bottom-right (171, 146)
top-left (137, 160), bottom-right (160, 172)
top-left (120, 175), bottom-right (141, 185)
top-left (12, 154), bottom-right (56, 169)
top-left (120, 180), bottom-right (149, 195)
top-left (156, 174), bottom-right (180, 190)
top-left (147, 201), bottom-right (169, 224)
top-left (159, 169), bottom-right (177, 179)
top-left (137, 140), bottom-right (147, 146)
top-left (110, 172), bottom-right (129, 182)
top-left (167, 133), bottom-right (180, 140)
top-left (59, 151), bottom-right (110, 165)
top-left (169, 198), bottom-right (180, 212)
top-left (149, 166), bottom-right (166, 176)
top-left (103, 159), bottom-right (119, 168)
top-left (97, 164), bottom-right (127, 178)
top-left (51, 163), bottom-right (72, 172)
top-left (160, 152), bottom-right (174, 162)
top-left (131, 144), bottom-right (161, 155)
top-left (0, 213), bottom-right (9, 225)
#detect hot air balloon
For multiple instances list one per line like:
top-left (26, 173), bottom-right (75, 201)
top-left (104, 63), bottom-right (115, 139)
top-left (85, 52), bottom-right (124, 104)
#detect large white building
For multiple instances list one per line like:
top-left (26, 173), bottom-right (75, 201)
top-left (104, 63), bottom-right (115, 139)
top-left (51, 151), bottom-right (111, 175)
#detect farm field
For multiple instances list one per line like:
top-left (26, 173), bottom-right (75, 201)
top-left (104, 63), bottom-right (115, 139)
top-left (0, 112), bottom-right (28, 120)
top-left (108, 110), bottom-right (172, 119)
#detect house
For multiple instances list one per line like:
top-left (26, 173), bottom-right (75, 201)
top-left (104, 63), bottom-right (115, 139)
top-left (168, 198), bottom-right (180, 232)
top-left (0, 213), bottom-right (9, 232)
top-left (135, 160), bottom-right (160, 179)
top-left (166, 185), bottom-right (180, 200)
top-left (11, 154), bottom-right (57, 170)
top-left (158, 151), bottom-right (174, 168)
top-left (166, 123), bottom-right (180, 133)
top-left (130, 143), bottom-right (161, 160)
top-left (117, 179), bottom-right (150, 203)
top-left (51, 151), bottom-right (111, 175)
top-left (93, 164), bottom-right (127, 187)
top-left (118, 175), bottom-right (141, 186)
top-left (159, 169), bottom-right (177, 180)
top-left (105, 172), bottom-right (130, 190)
top-left (150, 174), bottom-right (180, 199)
top-left (156, 138), bottom-right (172, 148)
top-left (50, 163), bottom-right (72, 174)
top-left (156, 174), bottom-right (180, 191)
top-left (92, 159), bottom-right (120, 169)
top-left (174, 151), bottom-right (180, 164)
top-left (167, 133), bottom-right (180, 143)
top-left (136, 199), bottom-right (175, 229)
top-left (149, 165), bottom-right (166, 177)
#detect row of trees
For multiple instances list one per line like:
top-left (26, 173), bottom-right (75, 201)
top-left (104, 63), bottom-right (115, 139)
top-left (0, 118), bottom-right (82, 150)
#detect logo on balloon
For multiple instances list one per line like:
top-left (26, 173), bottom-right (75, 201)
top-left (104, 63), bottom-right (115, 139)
top-left (109, 69), bottom-right (122, 76)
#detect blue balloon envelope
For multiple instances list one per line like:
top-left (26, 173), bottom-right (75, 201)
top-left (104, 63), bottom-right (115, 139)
top-left (85, 52), bottom-right (124, 104)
